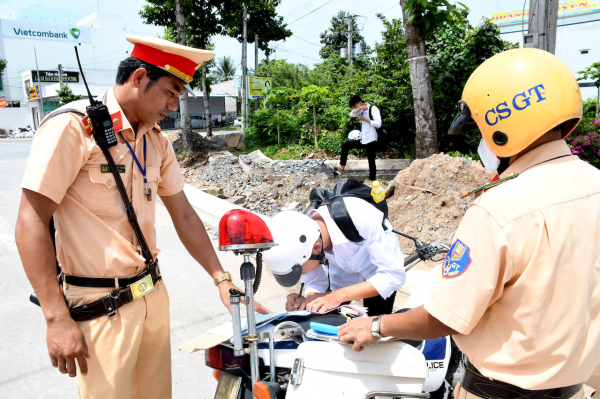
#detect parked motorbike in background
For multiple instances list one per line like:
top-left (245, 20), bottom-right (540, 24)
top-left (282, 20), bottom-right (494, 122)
top-left (10, 125), bottom-right (35, 138)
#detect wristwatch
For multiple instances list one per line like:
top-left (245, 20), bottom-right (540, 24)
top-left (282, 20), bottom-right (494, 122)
top-left (213, 271), bottom-right (233, 286)
top-left (371, 315), bottom-right (385, 339)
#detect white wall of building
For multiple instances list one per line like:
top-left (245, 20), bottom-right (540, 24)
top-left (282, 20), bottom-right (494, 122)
top-left (499, 13), bottom-right (600, 101)
top-left (0, 107), bottom-right (30, 132)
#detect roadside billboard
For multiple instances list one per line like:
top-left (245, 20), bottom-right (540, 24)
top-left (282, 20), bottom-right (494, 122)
top-left (32, 70), bottom-right (79, 83)
top-left (247, 76), bottom-right (272, 99)
top-left (0, 19), bottom-right (91, 43)
top-left (488, 0), bottom-right (600, 26)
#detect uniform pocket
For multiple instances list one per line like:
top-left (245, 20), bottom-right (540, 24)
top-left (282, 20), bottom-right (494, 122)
top-left (145, 166), bottom-right (161, 212)
top-left (85, 167), bottom-right (127, 217)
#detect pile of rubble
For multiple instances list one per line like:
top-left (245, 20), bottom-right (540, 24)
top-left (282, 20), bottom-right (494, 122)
top-left (182, 151), bottom-right (336, 216)
top-left (387, 153), bottom-right (491, 253)
top-left (179, 145), bottom-right (492, 247)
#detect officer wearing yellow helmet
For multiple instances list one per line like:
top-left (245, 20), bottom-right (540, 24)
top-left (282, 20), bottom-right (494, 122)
top-left (338, 48), bottom-right (600, 397)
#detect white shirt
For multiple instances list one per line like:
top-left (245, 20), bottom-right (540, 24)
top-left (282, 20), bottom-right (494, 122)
top-left (349, 102), bottom-right (382, 145)
top-left (301, 197), bottom-right (406, 299)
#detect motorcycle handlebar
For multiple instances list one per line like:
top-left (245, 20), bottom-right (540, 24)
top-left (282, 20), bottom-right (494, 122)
top-left (403, 251), bottom-right (421, 267)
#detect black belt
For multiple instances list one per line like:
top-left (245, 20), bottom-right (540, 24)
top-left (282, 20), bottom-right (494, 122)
top-left (64, 261), bottom-right (162, 322)
top-left (461, 358), bottom-right (582, 399)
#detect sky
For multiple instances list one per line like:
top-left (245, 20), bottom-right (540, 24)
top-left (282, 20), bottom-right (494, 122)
top-left (0, 0), bottom-right (528, 75)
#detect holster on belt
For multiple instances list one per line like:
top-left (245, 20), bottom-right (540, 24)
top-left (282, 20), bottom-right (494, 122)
top-left (63, 260), bottom-right (162, 322)
top-left (461, 358), bottom-right (582, 399)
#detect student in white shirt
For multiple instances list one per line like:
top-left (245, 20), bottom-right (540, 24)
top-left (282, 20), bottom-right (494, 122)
top-left (262, 199), bottom-right (406, 316)
top-left (337, 95), bottom-right (382, 181)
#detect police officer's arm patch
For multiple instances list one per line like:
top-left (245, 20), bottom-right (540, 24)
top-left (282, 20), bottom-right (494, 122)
top-left (442, 239), bottom-right (472, 278)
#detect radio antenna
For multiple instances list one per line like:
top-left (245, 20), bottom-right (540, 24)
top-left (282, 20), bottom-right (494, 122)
top-left (74, 46), bottom-right (96, 105)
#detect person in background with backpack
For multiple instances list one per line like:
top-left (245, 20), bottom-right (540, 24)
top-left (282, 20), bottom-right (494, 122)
top-left (337, 95), bottom-right (382, 181)
top-left (262, 195), bottom-right (406, 316)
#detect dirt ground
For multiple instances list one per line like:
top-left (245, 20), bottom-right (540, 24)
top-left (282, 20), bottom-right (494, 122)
top-left (387, 153), bottom-right (490, 253)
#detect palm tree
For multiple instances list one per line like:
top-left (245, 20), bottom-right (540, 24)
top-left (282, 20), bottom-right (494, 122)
top-left (213, 56), bottom-right (236, 82)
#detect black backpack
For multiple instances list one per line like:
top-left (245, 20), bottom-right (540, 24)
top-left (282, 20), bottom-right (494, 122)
top-left (369, 105), bottom-right (383, 136)
top-left (304, 178), bottom-right (388, 243)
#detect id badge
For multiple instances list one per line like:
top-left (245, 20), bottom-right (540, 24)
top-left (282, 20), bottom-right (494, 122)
top-left (131, 274), bottom-right (155, 299)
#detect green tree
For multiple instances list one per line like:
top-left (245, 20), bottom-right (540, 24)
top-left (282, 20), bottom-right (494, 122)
top-left (141, 0), bottom-right (232, 142)
top-left (399, 0), bottom-right (467, 158)
top-left (212, 56), bottom-right (236, 82)
top-left (57, 86), bottom-right (83, 106)
top-left (222, 0), bottom-right (292, 54)
top-left (300, 85), bottom-right (329, 150)
top-left (578, 62), bottom-right (600, 118)
top-left (319, 11), bottom-right (370, 60)
top-left (263, 87), bottom-right (289, 148)
top-left (255, 59), bottom-right (310, 90)
top-left (427, 15), bottom-right (518, 152)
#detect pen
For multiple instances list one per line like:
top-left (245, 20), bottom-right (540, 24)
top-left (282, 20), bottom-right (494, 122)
top-left (299, 282), bottom-right (304, 297)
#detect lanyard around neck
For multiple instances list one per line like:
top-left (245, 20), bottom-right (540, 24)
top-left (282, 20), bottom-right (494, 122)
top-left (120, 132), bottom-right (147, 185)
top-left (103, 91), bottom-right (147, 185)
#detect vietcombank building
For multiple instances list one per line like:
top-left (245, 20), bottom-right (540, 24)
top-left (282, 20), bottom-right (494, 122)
top-left (0, 12), bottom-right (237, 134)
top-left (0, 12), bottom-right (155, 132)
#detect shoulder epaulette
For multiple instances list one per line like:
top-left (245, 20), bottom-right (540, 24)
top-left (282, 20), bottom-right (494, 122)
top-left (461, 173), bottom-right (519, 198)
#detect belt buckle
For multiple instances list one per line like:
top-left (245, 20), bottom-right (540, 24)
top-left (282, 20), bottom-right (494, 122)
top-left (130, 274), bottom-right (155, 299)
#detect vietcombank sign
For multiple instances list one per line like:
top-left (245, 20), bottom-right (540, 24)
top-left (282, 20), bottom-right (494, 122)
top-left (0, 20), bottom-right (91, 42)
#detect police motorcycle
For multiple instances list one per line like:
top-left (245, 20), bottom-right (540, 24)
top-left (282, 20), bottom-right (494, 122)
top-left (184, 207), bottom-right (461, 399)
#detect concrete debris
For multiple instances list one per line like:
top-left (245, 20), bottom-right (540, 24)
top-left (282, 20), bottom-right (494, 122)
top-left (182, 151), bottom-right (334, 217)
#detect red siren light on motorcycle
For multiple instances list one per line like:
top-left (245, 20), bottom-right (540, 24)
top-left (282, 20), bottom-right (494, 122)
top-left (218, 209), bottom-right (276, 252)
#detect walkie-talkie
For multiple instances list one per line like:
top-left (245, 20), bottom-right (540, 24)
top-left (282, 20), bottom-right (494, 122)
top-left (74, 46), bottom-right (117, 149)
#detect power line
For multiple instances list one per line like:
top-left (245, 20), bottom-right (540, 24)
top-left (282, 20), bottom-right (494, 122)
top-left (276, 46), bottom-right (321, 62)
top-left (287, 0), bottom-right (336, 25)
top-left (291, 34), bottom-right (322, 47)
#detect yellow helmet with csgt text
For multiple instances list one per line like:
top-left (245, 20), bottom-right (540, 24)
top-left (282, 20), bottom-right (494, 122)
top-left (449, 48), bottom-right (582, 158)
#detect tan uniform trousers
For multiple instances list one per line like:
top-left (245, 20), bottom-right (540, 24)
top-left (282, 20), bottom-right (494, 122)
top-left (455, 383), bottom-right (585, 399)
top-left (64, 281), bottom-right (172, 399)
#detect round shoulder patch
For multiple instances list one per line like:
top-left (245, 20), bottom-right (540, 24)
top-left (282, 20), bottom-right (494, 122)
top-left (442, 239), bottom-right (471, 278)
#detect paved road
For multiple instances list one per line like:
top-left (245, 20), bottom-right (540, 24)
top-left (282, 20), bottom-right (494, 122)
top-left (0, 139), bottom-right (294, 398)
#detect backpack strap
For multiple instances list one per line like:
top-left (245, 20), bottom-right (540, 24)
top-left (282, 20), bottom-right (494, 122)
top-left (369, 105), bottom-right (373, 121)
top-left (328, 196), bottom-right (365, 243)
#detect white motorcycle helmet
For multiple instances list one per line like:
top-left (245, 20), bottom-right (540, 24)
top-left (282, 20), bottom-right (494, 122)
top-left (347, 129), bottom-right (361, 141)
top-left (263, 211), bottom-right (321, 287)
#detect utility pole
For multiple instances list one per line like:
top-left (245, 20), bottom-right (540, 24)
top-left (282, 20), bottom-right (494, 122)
top-left (58, 64), bottom-right (63, 87)
top-left (254, 33), bottom-right (259, 111)
top-left (346, 15), bottom-right (353, 65)
top-left (34, 46), bottom-right (45, 120)
top-left (242, 5), bottom-right (249, 130)
top-left (524, 0), bottom-right (559, 54)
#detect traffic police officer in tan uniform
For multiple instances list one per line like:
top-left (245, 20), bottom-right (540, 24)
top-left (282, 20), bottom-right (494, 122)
top-left (339, 48), bottom-right (600, 398)
top-left (15, 35), bottom-right (267, 399)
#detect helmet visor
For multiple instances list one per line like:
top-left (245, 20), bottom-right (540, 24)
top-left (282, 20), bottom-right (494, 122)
top-left (272, 265), bottom-right (303, 287)
top-left (449, 101), bottom-right (478, 135)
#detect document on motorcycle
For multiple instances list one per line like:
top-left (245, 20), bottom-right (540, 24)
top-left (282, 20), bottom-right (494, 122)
top-left (311, 304), bottom-right (368, 317)
top-left (179, 312), bottom-right (288, 353)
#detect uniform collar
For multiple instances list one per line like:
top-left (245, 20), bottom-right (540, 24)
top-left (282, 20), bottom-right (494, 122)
top-left (501, 139), bottom-right (574, 178)
top-left (102, 87), bottom-right (152, 141)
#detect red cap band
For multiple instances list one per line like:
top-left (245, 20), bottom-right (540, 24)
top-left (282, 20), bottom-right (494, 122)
top-left (131, 43), bottom-right (197, 81)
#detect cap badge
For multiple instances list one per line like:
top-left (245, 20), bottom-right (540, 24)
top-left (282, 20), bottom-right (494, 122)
top-left (165, 64), bottom-right (193, 83)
